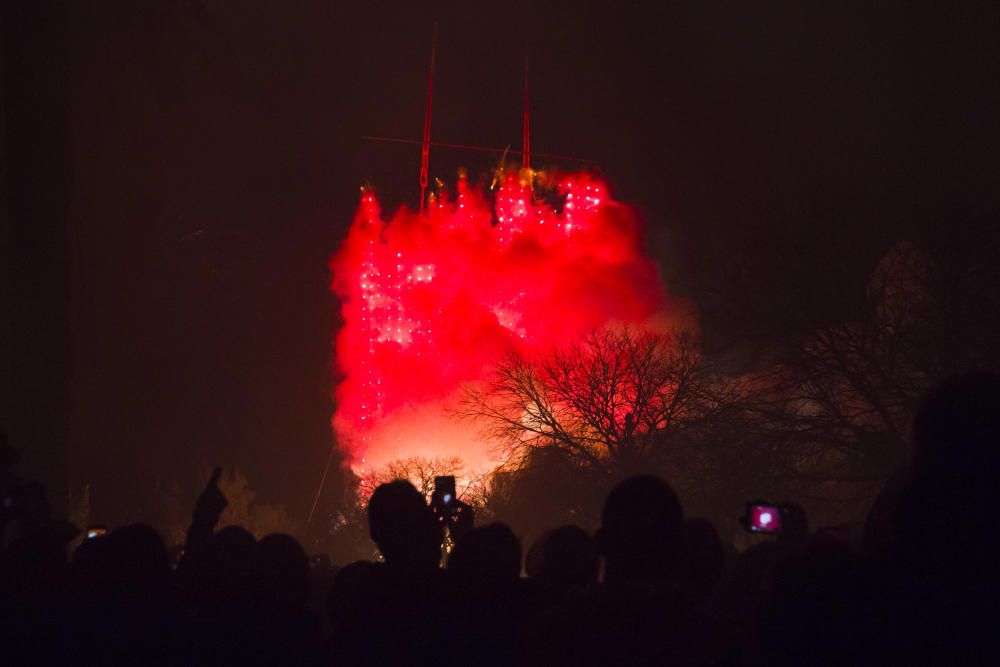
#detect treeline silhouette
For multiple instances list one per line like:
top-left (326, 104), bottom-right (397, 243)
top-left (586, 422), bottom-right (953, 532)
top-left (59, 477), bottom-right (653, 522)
top-left (2, 373), bottom-right (998, 665)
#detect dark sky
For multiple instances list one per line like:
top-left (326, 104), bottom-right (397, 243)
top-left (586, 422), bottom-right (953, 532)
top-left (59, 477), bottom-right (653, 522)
top-left (4, 1), bottom-right (998, 525)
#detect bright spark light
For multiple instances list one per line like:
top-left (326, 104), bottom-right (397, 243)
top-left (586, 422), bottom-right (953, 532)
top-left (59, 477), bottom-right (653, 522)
top-left (330, 170), bottom-right (672, 477)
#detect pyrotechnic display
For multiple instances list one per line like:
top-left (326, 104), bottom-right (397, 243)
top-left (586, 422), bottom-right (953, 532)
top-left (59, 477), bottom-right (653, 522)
top-left (330, 169), bottom-right (671, 478)
top-left (9, 4), bottom-right (997, 663)
top-left (326, 29), bottom-right (683, 484)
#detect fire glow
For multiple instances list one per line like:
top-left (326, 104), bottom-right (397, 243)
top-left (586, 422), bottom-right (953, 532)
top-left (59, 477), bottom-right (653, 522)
top-left (330, 170), bottom-right (669, 477)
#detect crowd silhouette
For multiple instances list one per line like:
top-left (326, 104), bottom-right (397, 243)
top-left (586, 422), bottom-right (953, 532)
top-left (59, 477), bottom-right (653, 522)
top-left (2, 372), bottom-right (998, 665)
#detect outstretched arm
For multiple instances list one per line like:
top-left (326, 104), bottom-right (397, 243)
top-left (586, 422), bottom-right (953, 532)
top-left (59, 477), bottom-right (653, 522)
top-left (184, 467), bottom-right (228, 560)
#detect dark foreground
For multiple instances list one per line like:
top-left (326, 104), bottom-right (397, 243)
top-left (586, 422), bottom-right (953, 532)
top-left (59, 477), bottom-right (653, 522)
top-left (2, 373), bottom-right (998, 665)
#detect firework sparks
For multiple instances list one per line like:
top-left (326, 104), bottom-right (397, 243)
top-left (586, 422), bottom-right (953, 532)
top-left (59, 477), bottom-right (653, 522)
top-left (331, 170), bottom-right (670, 477)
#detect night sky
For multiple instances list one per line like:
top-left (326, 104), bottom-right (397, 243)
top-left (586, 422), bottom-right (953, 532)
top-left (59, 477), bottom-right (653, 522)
top-left (4, 1), bottom-right (998, 525)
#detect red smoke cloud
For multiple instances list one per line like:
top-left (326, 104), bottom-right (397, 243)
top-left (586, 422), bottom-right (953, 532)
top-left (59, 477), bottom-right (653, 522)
top-left (331, 170), bottom-right (672, 475)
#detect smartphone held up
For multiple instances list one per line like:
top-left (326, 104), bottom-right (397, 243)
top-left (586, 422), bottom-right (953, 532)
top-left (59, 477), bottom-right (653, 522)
top-left (431, 475), bottom-right (457, 521)
top-left (430, 475), bottom-right (474, 539)
top-left (86, 525), bottom-right (108, 540)
top-left (742, 502), bottom-right (784, 534)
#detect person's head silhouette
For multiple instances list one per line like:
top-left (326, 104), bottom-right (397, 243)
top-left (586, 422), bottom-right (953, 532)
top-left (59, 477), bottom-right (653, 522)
top-left (104, 523), bottom-right (171, 601)
top-left (540, 524), bottom-right (598, 591)
top-left (596, 475), bottom-right (683, 583)
top-left (367, 480), bottom-right (442, 569)
top-left (890, 372), bottom-right (1000, 580)
top-left (912, 372), bottom-right (1000, 478)
top-left (252, 533), bottom-right (310, 608)
top-left (681, 518), bottom-right (725, 598)
top-left (448, 522), bottom-right (521, 586)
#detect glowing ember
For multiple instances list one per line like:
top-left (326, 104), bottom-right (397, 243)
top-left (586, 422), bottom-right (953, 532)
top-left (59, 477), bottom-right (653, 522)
top-left (330, 170), bottom-right (669, 477)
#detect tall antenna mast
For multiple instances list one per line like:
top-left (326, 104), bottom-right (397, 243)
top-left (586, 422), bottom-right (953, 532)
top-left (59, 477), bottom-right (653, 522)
top-left (419, 25), bottom-right (437, 213)
top-left (522, 47), bottom-right (530, 170)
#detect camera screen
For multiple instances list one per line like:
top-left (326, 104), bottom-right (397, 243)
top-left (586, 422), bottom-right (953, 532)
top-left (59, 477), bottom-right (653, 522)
top-left (750, 505), bottom-right (782, 532)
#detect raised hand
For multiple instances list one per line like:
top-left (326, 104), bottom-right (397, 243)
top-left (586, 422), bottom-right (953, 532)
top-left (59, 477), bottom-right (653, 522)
top-left (193, 467), bottom-right (228, 525)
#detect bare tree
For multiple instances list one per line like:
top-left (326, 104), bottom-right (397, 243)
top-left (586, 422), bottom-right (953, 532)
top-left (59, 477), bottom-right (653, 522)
top-left (721, 242), bottom-right (938, 512)
top-left (462, 327), bottom-right (711, 479)
top-left (358, 455), bottom-right (465, 501)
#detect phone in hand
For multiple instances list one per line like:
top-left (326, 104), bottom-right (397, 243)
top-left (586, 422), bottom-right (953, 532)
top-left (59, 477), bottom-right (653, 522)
top-left (86, 525), bottom-right (108, 540)
top-left (434, 475), bottom-right (456, 506)
top-left (431, 475), bottom-right (458, 524)
top-left (432, 475), bottom-right (475, 537)
top-left (743, 503), bottom-right (783, 534)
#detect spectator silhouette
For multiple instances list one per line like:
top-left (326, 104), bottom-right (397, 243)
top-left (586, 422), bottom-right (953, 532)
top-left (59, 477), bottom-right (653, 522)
top-left (756, 536), bottom-right (863, 665)
top-left (326, 560), bottom-right (378, 664)
top-left (251, 533), bottom-right (311, 609)
top-left (911, 371), bottom-right (1000, 477)
top-left (898, 373), bottom-right (1000, 571)
top-left (679, 517), bottom-right (725, 602)
top-left (777, 502), bottom-right (808, 545)
top-left (68, 523), bottom-right (184, 665)
top-left (183, 467), bottom-right (228, 565)
top-left (367, 479), bottom-right (442, 570)
top-left (0, 440), bottom-right (77, 666)
top-left (241, 533), bottom-right (323, 666)
top-left (447, 523), bottom-right (523, 666)
top-left (716, 539), bottom-right (787, 652)
top-left (523, 475), bottom-right (733, 666)
top-left (176, 470), bottom-right (320, 665)
top-left (104, 523), bottom-right (171, 600)
top-left (523, 529), bottom-right (549, 579)
top-left (866, 372), bottom-right (1000, 568)
top-left (448, 521), bottom-right (521, 587)
top-left (871, 372), bottom-right (1000, 662)
top-left (596, 474), bottom-right (683, 584)
top-left (329, 480), bottom-right (449, 666)
top-left (537, 524), bottom-right (598, 595)
top-left (10, 370), bottom-right (1000, 667)
top-left (213, 524), bottom-right (256, 601)
top-left (307, 552), bottom-right (334, 623)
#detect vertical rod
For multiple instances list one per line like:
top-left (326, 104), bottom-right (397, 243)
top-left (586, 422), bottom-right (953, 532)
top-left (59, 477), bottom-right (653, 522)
top-left (420, 25), bottom-right (437, 213)
top-left (522, 46), bottom-right (530, 170)
top-left (306, 441), bottom-right (336, 524)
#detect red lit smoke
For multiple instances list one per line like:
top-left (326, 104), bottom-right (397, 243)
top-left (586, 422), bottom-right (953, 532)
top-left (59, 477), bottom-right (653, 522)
top-left (331, 171), bottom-right (674, 475)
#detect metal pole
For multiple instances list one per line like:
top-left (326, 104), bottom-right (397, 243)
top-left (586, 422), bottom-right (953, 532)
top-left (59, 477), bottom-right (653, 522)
top-left (523, 47), bottom-right (530, 170)
top-left (420, 25), bottom-right (437, 213)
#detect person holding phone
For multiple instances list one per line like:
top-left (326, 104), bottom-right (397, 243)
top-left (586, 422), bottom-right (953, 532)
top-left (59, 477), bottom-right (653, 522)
top-left (430, 475), bottom-right (474, 542)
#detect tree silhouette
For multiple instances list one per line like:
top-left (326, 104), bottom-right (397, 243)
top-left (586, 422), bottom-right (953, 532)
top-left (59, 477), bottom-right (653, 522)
top-left (358, 455), bottom-right (465, 501)
top-left (462, 327), bottom-right (710, 480)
